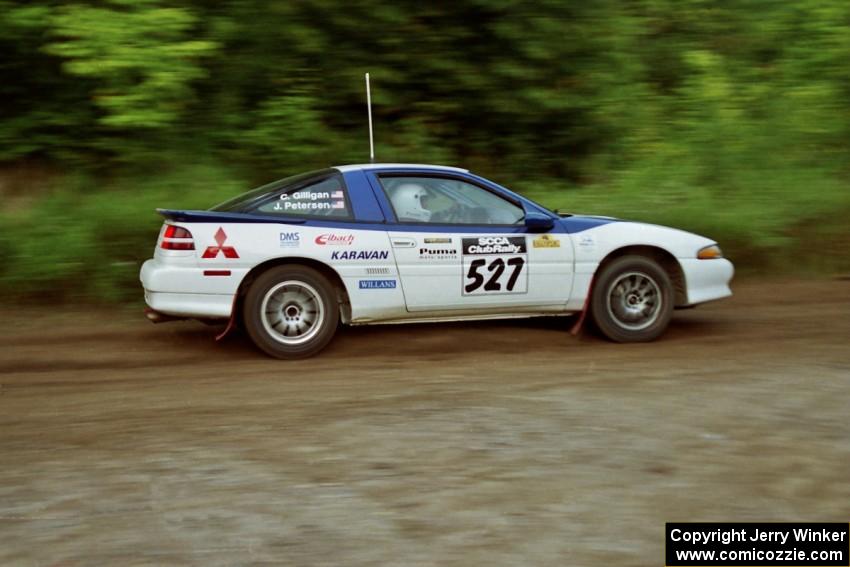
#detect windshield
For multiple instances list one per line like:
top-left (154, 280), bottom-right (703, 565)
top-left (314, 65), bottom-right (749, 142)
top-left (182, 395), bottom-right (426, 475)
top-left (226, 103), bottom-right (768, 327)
top-left (210, 169), bottom-right (335, 212)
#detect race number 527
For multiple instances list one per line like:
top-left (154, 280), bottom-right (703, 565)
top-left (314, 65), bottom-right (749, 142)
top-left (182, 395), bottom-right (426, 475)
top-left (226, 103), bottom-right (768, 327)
top-left (464, 257), bottom-right (526, 294)
top-left (461, 236), bottom-right (529, 295)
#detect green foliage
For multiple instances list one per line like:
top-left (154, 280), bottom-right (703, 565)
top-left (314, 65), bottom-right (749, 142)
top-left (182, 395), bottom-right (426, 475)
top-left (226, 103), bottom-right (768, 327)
top-left (0, 164), bottom-right (246, 302)
top-left (45, 0), bottom-right (217, 131)
top-left (1, 0), bottom-right (849, 302)
top-left (241, 93), bottom-right (335, 170)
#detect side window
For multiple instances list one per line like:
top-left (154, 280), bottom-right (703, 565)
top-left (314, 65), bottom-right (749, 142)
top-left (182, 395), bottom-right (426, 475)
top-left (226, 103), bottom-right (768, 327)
top-left (379, 175), bottom-right (524, 225)
top-left (252, 174), bottom-right (351, 218)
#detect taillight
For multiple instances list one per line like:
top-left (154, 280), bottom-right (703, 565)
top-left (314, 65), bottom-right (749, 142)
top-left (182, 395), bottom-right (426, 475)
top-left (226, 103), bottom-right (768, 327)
top-left (163, 225), bottom-right (192, 239)
top-left (161, 224), bottom-right (195, 250)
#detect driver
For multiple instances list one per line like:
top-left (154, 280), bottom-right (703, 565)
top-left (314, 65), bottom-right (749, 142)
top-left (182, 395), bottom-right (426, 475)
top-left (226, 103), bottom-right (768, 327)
top-left (390, 183), bottom-right (431, 222)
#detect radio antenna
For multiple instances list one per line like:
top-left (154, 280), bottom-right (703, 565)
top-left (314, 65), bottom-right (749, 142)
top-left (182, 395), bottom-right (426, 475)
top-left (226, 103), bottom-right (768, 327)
top-left (365, 72), bottom-right (375, 163)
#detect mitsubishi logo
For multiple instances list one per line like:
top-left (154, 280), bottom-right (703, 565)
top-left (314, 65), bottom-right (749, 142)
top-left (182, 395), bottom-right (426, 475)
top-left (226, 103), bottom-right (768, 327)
top-left (202, 227), bottom-right (239, 259)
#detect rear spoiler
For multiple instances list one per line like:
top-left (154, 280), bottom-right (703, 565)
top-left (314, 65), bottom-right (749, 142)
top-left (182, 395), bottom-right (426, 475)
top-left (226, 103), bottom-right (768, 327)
top-left (156, 209), bottom-right (306, 224)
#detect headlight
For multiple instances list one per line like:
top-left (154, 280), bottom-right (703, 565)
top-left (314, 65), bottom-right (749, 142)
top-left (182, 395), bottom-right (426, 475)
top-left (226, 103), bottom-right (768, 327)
top-left (697, 244), bottom-right (723, 259)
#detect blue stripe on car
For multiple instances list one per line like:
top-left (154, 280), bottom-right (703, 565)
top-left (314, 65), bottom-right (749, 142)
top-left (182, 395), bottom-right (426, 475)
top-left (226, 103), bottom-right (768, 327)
top-left (156, 165), bottom-right (619, 234)
top-left (156, 208), bottom-right (616, 234)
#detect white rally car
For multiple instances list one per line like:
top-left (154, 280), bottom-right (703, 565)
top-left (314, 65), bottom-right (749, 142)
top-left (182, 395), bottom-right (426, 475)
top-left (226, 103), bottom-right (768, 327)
top-left (140, 163), bottom-right (733, 358)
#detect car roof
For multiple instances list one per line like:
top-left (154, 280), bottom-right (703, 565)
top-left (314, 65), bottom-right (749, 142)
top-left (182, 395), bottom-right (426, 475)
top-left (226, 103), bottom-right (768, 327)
top-left (333, 163), bottom-right (469, 173)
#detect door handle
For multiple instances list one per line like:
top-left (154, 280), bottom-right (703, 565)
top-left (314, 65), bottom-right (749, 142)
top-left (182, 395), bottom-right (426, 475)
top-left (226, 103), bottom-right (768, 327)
top-left (391, 237), bottom-right (416, 248)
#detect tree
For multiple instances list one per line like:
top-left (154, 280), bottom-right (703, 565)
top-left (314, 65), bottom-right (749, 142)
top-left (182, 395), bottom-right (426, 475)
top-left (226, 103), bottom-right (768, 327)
top-left (45, 0), bottom-right (216, 132)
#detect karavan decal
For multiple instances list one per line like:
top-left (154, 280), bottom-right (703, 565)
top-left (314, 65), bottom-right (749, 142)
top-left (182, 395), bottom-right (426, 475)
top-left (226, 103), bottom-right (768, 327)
top-left (331, 250), bottom-right (389, 260)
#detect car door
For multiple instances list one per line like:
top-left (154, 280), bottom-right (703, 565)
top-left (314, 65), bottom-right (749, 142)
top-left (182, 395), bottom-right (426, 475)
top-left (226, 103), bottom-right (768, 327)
top-left (371, 172), bottom-right (574, 313)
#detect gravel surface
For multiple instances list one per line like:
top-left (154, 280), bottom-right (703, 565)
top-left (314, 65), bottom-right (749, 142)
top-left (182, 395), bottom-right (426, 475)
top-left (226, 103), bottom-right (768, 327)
top-left (1, 278), bottom-right (849, 566)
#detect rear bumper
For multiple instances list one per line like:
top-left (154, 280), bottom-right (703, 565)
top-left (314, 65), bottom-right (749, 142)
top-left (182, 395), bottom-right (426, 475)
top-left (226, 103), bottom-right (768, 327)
top-left (680, 258), bottom-right (734, 305)
top-left (143, 289), bottom-right (233, 318)
top-left (141, 258), bottom-right (240, 318)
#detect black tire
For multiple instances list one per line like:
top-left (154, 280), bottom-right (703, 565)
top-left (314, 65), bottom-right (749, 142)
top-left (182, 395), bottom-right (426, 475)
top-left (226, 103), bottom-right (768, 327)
top-left (589, 255), bottom-right (674, 343)
top-left (243, 265), bottom-right (339, 359)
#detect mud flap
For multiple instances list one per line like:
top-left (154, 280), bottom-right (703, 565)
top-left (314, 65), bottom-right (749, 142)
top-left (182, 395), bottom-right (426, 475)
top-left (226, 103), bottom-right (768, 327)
top-left (570, 276), bottom-right (593, 336)
top-left (215, 295), bottom-right (239, 342)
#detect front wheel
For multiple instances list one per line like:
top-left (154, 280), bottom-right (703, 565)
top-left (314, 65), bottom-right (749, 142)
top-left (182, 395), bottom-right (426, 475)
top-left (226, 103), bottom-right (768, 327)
top-left (589, 255), bottom-right (674, 342)
top-left (243, 265), bottom-right (339, 359)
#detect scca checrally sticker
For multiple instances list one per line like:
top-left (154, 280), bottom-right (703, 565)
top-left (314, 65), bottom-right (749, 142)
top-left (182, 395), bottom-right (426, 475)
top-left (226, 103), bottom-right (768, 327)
top-left (666, 522), bottom-right (849, 567)
top-left (462, 236), bottom-right (526, 255)
top-left (461, 236), bottom-right (528, 296)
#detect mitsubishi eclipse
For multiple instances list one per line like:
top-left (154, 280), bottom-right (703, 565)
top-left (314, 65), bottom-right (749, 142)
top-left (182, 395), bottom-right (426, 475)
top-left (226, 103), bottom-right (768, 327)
top-left (140, 163), bottom-right (733, 358)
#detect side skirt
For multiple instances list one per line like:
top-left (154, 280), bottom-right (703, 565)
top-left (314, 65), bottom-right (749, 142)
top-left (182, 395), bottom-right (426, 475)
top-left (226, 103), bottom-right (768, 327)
top-left (348, 311), bottom-right (577, 326)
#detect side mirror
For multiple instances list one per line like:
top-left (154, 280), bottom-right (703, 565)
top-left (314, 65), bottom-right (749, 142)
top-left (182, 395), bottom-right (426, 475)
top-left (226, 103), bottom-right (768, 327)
top-left (524, 211), bottom-right (555, 232)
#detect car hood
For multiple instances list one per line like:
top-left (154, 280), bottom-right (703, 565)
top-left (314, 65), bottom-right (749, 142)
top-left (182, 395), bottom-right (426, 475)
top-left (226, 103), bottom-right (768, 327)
top-left (557, 214), bottom-right (620, 234)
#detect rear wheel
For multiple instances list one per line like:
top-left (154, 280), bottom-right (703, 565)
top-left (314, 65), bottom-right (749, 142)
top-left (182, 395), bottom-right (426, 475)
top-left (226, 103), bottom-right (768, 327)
top-left (243, 265), bottom-right (339, 359)
top-left (590, 255), bottom-right (674, 342)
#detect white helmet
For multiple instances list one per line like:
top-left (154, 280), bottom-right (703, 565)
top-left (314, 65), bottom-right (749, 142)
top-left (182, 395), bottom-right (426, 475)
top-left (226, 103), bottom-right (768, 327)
top-left (391, 183), bottom-right (431, 222)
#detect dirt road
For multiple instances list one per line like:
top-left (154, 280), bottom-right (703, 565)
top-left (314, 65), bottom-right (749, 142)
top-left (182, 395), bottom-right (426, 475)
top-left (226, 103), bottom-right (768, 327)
top-left (1, 278), bottom-right (849, 566)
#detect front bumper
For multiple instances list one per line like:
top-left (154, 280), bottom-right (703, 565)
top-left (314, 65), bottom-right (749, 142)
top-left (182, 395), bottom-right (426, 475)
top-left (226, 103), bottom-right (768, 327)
top-left (679, 258), bottom-right (734, 305)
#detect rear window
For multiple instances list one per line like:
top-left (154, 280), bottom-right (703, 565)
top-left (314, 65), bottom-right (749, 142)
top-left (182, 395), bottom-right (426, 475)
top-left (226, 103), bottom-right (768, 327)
top-left (210, 169), bottom-right (336, 212)
top-left (251, 174), bottom-right (351, 218)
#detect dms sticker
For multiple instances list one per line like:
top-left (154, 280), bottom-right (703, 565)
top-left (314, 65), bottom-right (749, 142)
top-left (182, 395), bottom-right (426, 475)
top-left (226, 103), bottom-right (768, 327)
top-left (279, 232), bottom-right (300, 247)
top-left (358, 279), bottom-right (397, 289)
